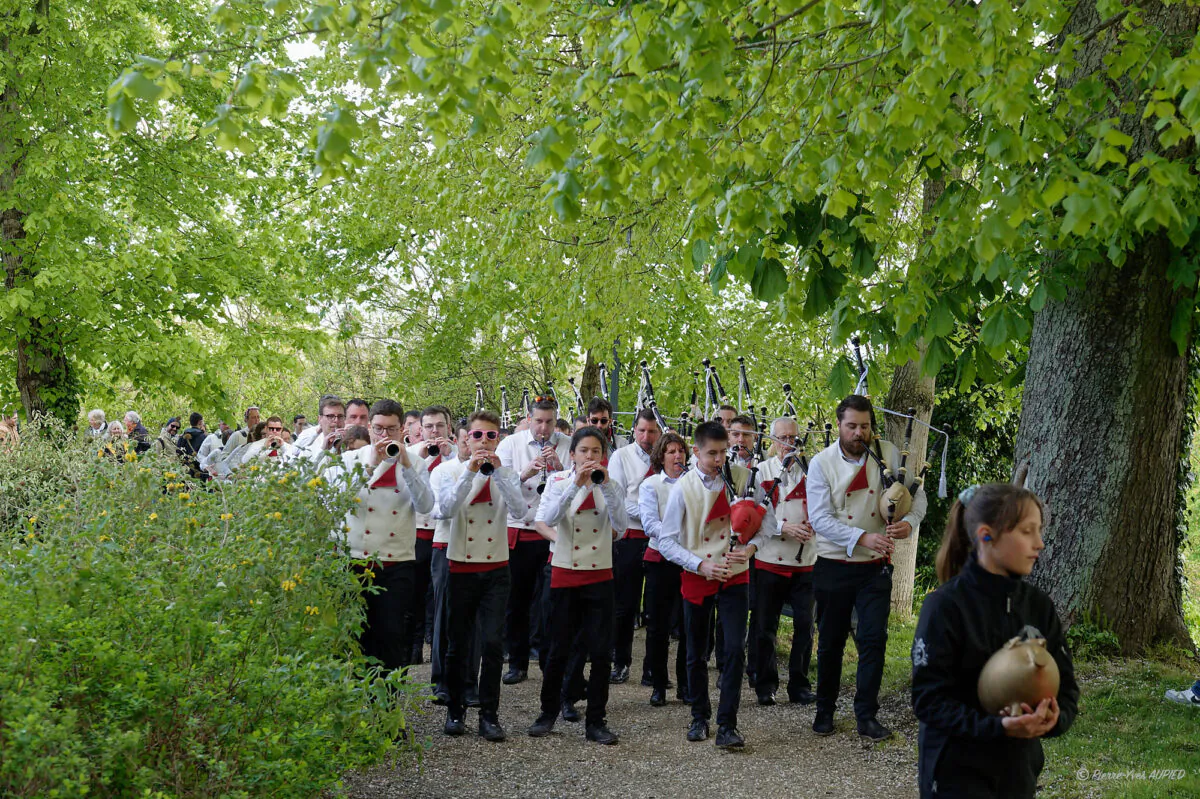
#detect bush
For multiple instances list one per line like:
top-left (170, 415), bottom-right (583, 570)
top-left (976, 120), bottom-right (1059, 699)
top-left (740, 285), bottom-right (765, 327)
top-left (0, 428), bottom-right (423, 797)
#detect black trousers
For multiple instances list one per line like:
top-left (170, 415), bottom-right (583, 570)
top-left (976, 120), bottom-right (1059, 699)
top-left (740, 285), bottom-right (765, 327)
top-left (644, 557), bottom-right (688, 695)
top-left (540, 578), bottom-right (615, 726)
top-left (447, 566), bottom-right (511, 719)
top-left (410, 537), bottom-right (434, 656)
top-left (813, 558), bottom-right (891, 721)
top-left (539, 561), bottom-right (587, 701)
top-left (431, 547), bottom-right (479, 696)
top-left (612, 536), bottom-right (648, 668)
top-left (683, 582), bottom-right (748, 729)
top-left (753, 567), bottom-right (814, 700)
top-left (505, 537), bottom-right (549, 672)
top-left (357, 560), bottom-right (415, 675)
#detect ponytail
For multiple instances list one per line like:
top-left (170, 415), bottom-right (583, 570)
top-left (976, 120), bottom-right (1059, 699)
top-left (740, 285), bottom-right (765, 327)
top-left (935, 482), bottom-right (1045, 584)
top-left (936, 500), bottom-right (973, 583)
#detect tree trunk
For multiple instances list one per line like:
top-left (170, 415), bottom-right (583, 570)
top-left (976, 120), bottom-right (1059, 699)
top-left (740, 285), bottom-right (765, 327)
top-left (884, 344), bottom-right (936, 618)
top-left (579, 348), bottom-right (600, 414)
top-left (1014, 232), bottom-right (1192, 653)
top-left (1011, 0), bottom-right (1200, 654)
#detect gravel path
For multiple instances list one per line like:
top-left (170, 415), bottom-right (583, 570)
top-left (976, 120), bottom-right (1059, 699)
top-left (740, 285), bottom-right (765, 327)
top-left (347, 630), bottom-right (919, 799)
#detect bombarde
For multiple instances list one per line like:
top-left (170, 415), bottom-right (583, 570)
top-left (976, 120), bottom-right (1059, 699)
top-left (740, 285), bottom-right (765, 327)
top-left (568, 376), bottom-right (585, 419)
top-left (500, 385), bottom-right (511, 430)
top-left (474, 382), bottom-right (485, 413)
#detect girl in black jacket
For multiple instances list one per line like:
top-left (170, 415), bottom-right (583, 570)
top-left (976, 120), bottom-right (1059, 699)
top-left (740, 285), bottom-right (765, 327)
top-left (911, 483), bottom-right (1079, 798)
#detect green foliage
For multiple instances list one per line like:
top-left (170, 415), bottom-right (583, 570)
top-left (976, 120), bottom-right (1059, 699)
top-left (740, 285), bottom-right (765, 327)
top-left (117, 0), bottom-right (1200, 390)
top-left (1066, 615), bottom-right (1124, 661)
top-left (0, 423), bottom-right (420, 797)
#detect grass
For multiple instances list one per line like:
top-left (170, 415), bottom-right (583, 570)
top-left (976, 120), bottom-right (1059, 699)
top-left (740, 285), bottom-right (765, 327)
top-left (776, 598), bottom-right (1200, 798)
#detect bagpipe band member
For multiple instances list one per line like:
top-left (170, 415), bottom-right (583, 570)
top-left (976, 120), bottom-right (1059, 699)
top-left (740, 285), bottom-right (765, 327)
top-left (439, 410), bottom-right (526, 742)
top-left (339, 399), bottom-right (434, 675)
top-left (495, 395), bottom-right (570, 685)
top-left (638, 431), bottom-right (691, 707)
top-left (607, 407), bottom-right (662, 685)
top-left (406, 405), bottom-right (458, 667)
top-left (527, 426), bottom-right (628, 745)
top-left (428, 419), bottom-right (479, 707)
top-left (752, 416), bottom-right (818, 706)
top-left (912, 483), bottom-right (1078, 799)
top-left (807, 394), bottom-right (926, 740)
top-left (657, 421), bottom-right (775, 749)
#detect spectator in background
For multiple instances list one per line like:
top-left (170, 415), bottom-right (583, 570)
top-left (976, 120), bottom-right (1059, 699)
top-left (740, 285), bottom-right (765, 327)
top-left (124, 412), bottom-right (152, 454)
top-left (154, 417), bottom-right (181, 454)
top-left (87, 409), bottom-right (108, 440)
top-left (177, 413), bottom-right (210, 481)
top-left (293, 414), bottom-right (309, 436)
top-left (404, 409), bottom-right (424, 444)
top-left (339, 425), bottom-right (371, 452)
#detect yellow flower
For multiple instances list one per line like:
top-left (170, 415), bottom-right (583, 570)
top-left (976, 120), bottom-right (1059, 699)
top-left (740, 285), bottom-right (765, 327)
top-left (353, 497), bottom-right (362, 503)
top-left (277, 477), bottom-right (289, 485)
top-left (98, 535), bottom-right (110, 543)
top-left (100, 510), bottom-right (107, 517)
top-left (281, 579), bottom-right (297, 591)
top-left (27, 516), bottom-right (37, 525)
top-left (304, 605), bottom-right (319, 616)
top-left (178, 493), bottom-right (190, 501)
top-left (220, 513), bottom-right (234, 521)
top-left (362, 569), bottom-right (376, 579)
top-left (272, 512), bottom-right (282, 520)
top-left (149, 513), bottom-right (158, 521)
top-left (306, 477), bottom-right (324, 489)
top-left (124, 452), bottom-right (137, 462)
top-left (165, 472), bottom-right (177, 479)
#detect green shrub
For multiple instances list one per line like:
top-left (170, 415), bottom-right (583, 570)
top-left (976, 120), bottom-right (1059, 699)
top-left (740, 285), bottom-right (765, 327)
top-left (0, 429), bottom-right (422, 798)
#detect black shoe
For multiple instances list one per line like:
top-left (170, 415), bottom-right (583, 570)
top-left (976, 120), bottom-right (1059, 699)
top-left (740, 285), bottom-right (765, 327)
top-left (432, 690), bottom-right (450, 706)
top-left (641, 673), bottom-right (654, 687)
top-left (465, 691), bottom-right (481, 708)
top-left (609, 665), bottom-right (630, 684)
top-left (649, 689), bottom-right (667, 707)
top-left (858, 718), bottom-right (892, 741)
top-left (715, 726), bottom-right (745, 749)
top-left (812, 712), bottom-right (835, 736)
top-left (747, 673), bottom-right (757, 689)
top-left (586, 723), bottom-right (619, 745)
top-left (561, 702), bottom-right (581, 723)
top-left (443, 713), bottom-right (466, 737)
top-left (479, 716), bottom-right (507, 742)
top-left (788, 688), bottom-right (817, 705)
top-left (502, 668), bottom-right (527, 685)
top-left (686, 719), bottom-right (710, 742)
top-left (529, 647), bottom-right (539, 661)
top-left (527, 713), bottom-right (556, 737)
top-left (757, 693), bottom-right (776, 706)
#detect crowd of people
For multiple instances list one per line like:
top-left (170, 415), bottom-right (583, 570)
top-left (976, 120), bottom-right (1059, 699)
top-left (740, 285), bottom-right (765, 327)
top-left (72, 391), bottom-right (1081, 798)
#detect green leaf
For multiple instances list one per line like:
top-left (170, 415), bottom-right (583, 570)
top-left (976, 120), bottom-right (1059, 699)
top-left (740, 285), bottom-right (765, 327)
top-left (979, 305), bottom-right (1010, 352)
top-left (922, 336), bottom-right (955, 376)
top-left (1170, 297), bottom-right (1193, 356)
top-left (690, 239), bottom-right (710, 272)
top-left (802, 257), bottom-right (846, 320)
top-left (826, 357), bottom-right (857, 399)
top-left (749, 258), bottom-right (788, 302)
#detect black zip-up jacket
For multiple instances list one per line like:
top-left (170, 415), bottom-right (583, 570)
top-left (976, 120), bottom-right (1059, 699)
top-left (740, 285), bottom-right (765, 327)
top-left (911, 555), bottom-right (1078, 798)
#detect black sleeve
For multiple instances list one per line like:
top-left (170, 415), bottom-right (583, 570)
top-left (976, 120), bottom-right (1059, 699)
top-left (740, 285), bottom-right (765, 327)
top-left (911, 590), bottom-right (1007, 741)
top-left (1039, 596), bottom-right (1079, 738)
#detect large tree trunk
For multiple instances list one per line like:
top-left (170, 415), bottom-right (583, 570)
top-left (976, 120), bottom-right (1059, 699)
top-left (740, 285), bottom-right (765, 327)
top-left (579, 347), bottom-right (600, 412)
top-left (1012, 0), bottom-right (1199, 655)
top-left (884, 344), bottom-right (935, 618)
top-left (1014, 233), bottom-right (1191, 653)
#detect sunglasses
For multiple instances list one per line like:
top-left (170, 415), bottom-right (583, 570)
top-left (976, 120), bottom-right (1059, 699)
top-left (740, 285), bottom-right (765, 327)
top-left (467, 430), bottom-right (500, 441)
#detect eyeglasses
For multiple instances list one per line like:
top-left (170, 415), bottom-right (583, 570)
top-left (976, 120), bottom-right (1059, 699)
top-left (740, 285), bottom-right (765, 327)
top-left (467, 430), bottom-right (500, 441)
top-left (533, 395), bottom-right (554, 404)
top-left (371, 424), bottom-right (402, 435)
top-left (588, 417), bottom-right (610, 426)
top-left (775, 434), bottom-right (798, 442)
top-left (321, 413), bottom-right (346, 420)
top-left (266, 426), bottom-right (284, 433)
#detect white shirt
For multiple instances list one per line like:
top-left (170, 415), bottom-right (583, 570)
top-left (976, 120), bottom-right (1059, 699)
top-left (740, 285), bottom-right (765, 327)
top-left (197, 432), bottom-right (223, 471)
top-left (437, 464), bottom-right (526, 519)
top-left (534, 470), bottom-right (629, 533)
top-left (657, 468), bottom-right (776, 574)
top-left (496, 429), bottom-right (571, 528)
top-left (806, 444), bottom-right (928, 558)
top-left (294, 425), bottom-right (322, 451)
top-left (638, 472), bottom-right (680, 541)
top-left (607, 443), bottom-right (652, 526)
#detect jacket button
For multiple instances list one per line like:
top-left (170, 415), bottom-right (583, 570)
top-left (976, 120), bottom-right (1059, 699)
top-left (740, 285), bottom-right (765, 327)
top-left (468, 519), bottom-right (474, 524)
top-left (591, 563), bottom-right (596, 568)
top-left (487, 519), bottom-right (492, 524)
top-left (574, 562), bottom-right (578, 567)
top-left (487, 554), bottom-right (492, 559)
top-left (778, 556), bottom-right (783, 561)
top-left (488, 537), bottom-right (493, 542)
top-left (468, 537), bottom-right (474, 542)
top-left (704, 537), bottom-right (709, 542)
top-left (720, 535), bottom-right (726, 540)
top-left (365, 530), bottom-right (371, 535)
top-left (574, 545), bottom-right (579, 550)
top-left (848, 515), bottom-right (853, 520)
top-left (394, 489), bottom-right (400, 494)
top-left (392, 510), bottom-right (397, 515)
top-left (593, 529), bottom-right (598, 533)
top-left (467, 554), bottom-right (473, 559)
top-left (390, 533), bottom-right (395, 537)
top-left (592, 545), bottom-right (597, 550)
top-left (706, 553), bottom-right (712, 558)
top-left (368, 507), bottom-right (374, 512)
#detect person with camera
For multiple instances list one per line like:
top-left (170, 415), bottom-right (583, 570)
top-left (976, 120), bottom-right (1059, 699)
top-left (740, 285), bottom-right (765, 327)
top-left (240, 416), bottom-right (298, 462)
top-left (340, 399), bottom-right (435, 675)
top-left (301, 395), bottom-right (348, 465)
top-left (527, 426), bottom-right (627, 745)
